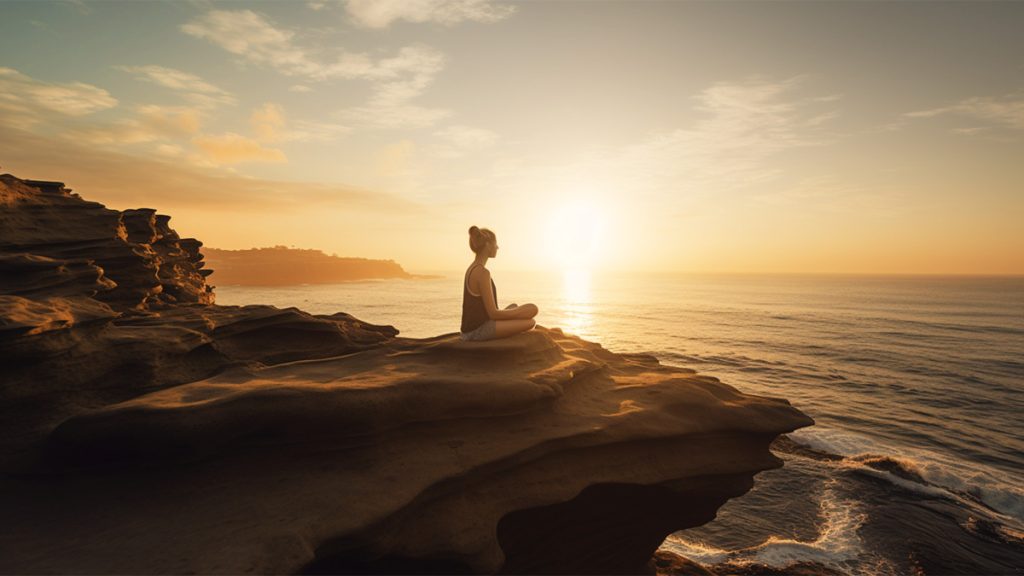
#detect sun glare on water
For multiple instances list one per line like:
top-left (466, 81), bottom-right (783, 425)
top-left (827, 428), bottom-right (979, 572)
top-left (560, 268), bottom-right (594, 338)
top-left (543, 200), bottom-right (603, 338)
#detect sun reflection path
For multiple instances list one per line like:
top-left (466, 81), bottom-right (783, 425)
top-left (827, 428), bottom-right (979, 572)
top-left (560, 269), bottom-right (594, 338)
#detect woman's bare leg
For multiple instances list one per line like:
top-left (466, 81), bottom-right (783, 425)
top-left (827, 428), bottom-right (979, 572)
top-left (513, 303), bottom-right (538, 319)
top-left (493, 318), bottom-right (536, 338)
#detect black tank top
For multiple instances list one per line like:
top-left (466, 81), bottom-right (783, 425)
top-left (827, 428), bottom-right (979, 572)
top-left (461, 264), bottom-right (497, 333)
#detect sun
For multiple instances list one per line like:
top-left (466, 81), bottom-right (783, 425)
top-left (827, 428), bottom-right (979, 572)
top-left (544, 201), bottom-right (605, 269)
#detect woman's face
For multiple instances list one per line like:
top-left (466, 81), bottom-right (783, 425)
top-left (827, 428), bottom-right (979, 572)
top-left (488, 237), bottom-right (499, 257)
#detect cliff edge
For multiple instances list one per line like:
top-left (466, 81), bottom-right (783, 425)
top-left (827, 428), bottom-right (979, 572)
top-left (0, 173), bottom-right (813, 574)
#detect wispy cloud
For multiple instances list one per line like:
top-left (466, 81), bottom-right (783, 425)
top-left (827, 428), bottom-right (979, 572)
top-left (250, 103), bottom-right (285, 142)
top-left (906, 92), bottom-right (1024, 131)
top-left (0, 61), bottom-right (347, 171)
top-left (432, 125), bottom-right (498, 158)
top-left (345, 0), bottom-right (515, 29)
top-left (180, 9), bottom-right (394, 81)
top-left (0, 67), bottom-right (219, 161)
top-left (248, 102), bottom-right (351, 143)
top-left (484, 76), bottom-right (839, 210)
top-left (596, 77), bottom-right (838, 199)
top-left (182, 9), bottom-right (449, 128)
top-left (64, 104), bottom-right (202, 145)
top-left (0, 67), bottom-right (117, 129)
top-left (0, 123), bottom-right (415, 213)
top-left (115, 65), bottom-right (235, 108)
top-left (60, 0), bottom-right (93, 15)
top-left (286, 120), bottom-right (353, 142)
top-left (192, 133), bottom-right (287, 165)
top-left (335, 45), bottom-right (448, 128)
top-left (182, 10), bottom-right (323, 78)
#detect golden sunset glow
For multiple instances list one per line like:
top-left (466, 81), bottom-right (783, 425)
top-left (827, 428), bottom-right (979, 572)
top-left (0, 2), bottom-right (1021, 275)
top-left (3, 5), bottom-right (1023, 574)
top-left (544, 201), bottom-right (606, 270)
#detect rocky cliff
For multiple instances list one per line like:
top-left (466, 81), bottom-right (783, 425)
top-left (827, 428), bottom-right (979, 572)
top-left (0, 173), bottom-right (813, 574)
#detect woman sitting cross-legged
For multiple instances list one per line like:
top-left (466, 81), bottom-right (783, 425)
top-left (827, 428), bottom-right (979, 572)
top-left (460, 225), bottom-right (539, 341)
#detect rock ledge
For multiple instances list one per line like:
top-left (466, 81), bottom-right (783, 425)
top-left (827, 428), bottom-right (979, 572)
top-left (0, 174), bottom-right (812, 574)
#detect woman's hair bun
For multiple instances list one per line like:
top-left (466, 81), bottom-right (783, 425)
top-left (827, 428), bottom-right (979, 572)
top-left (467, 225), bottom-right (494, 254)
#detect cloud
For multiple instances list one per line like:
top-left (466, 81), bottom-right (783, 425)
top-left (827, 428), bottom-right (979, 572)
top-left (374, 139), bottom-right (417, 174)
top-left (906, 93), bottom-right (1024, 131)
top-left (335, 45), bottom-right (449, 128)
top-left (181, 9), bottom-right (399, 81)
top-left (284, 120), bottom-right (352, 142)
top-left (289, 84), bottom-right (313, 93)
top-left (345, 0), bottom-right (515, 28)
top-left (155, 143), bottom-right (185, 158)
top-left (181, 9), bottom-right (446, 83)
top-left (435, 125), bottom-right (498, 148)
top-left (432, 125), bottom-right (498, 157)
top-left (192, 132), bottom-right (288, 165)
top-left (0, 123), bottom-right (415, 213)
top-left (338, 103), bottom-right (449, 129)
top-left (250, 103), bottom-right (285, 142)
top-left (137, 104), bottom-right (202, 134)
top-left (182, 10), bottom-right (321, 77)
top-left (690, 78), bottom-right (823, 151)
top-left (115, 65), bottom-right (235, 107)
top-left (490, 77), bottom-right (839, 207)
top-left (615, 77), bottom-right (836, 192)
top-left (368, 45), bottom-right (447, 96)
top-left (64, 104), bottom-right (202, 145)
top-left (60, 0), bottom-right (93, 15)
top-left (951, 126), bottom-right (988, 136)
top-left (0, 67), bottom-right (338, 172)
top-left (0, 67), bottom-right (221, 164)
top-left (247, 102), bottom-right (351, 143)
top-left (182, 10), bottom-right (450, 128)
top-left (0, 67), bottom-right (117, 128)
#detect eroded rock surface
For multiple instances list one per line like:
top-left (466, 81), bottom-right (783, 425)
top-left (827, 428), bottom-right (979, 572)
top-left (0, 173), bottom-right (813, 574)
top-left (0, 174), bottom-right (212, 309)
top-left (0, 174), bottom-right (399, 471)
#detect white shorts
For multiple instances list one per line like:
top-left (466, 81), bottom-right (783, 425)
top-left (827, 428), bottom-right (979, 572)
top-left (460, 319), bottom-right (497, 341)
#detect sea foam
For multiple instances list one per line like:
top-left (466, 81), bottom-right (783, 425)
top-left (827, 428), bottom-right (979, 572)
top-left (661, 483), bottom-right (893, 574)
top-left (789, 427), bottom-right (1024, 530)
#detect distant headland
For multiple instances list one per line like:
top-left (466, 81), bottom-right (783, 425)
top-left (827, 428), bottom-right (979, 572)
top-left (201, 246), bottom-right (438, 286)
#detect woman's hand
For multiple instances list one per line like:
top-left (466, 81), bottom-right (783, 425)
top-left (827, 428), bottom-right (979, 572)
top-left (511, 303), bottom-right (538, 319)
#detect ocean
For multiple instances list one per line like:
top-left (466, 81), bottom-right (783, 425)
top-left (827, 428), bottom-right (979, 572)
top-left (215, 271), bottom-right (1024, 575)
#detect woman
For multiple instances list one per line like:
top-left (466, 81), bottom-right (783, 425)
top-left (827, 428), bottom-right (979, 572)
top-left (461, 226), bottom-right (539, 341)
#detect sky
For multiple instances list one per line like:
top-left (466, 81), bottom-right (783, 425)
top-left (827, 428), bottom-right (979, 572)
top-left (1, 0), bottom-right (1022, 274)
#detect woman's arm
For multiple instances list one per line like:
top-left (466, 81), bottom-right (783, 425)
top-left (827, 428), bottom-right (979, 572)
top-left (476, 268), bottom-right (534, 320)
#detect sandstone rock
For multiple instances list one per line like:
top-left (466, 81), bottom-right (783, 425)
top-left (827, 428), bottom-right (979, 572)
top-left (0, 253), bottom-right (115, 298)
top-left (0, 172), bottom-right (813, 574)
top-left (0, 173), bottom-right (398, 471)
top-left (0, 173), bottom-right (212, 310)
top-left (0, 327), bottom-right (813, 574)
